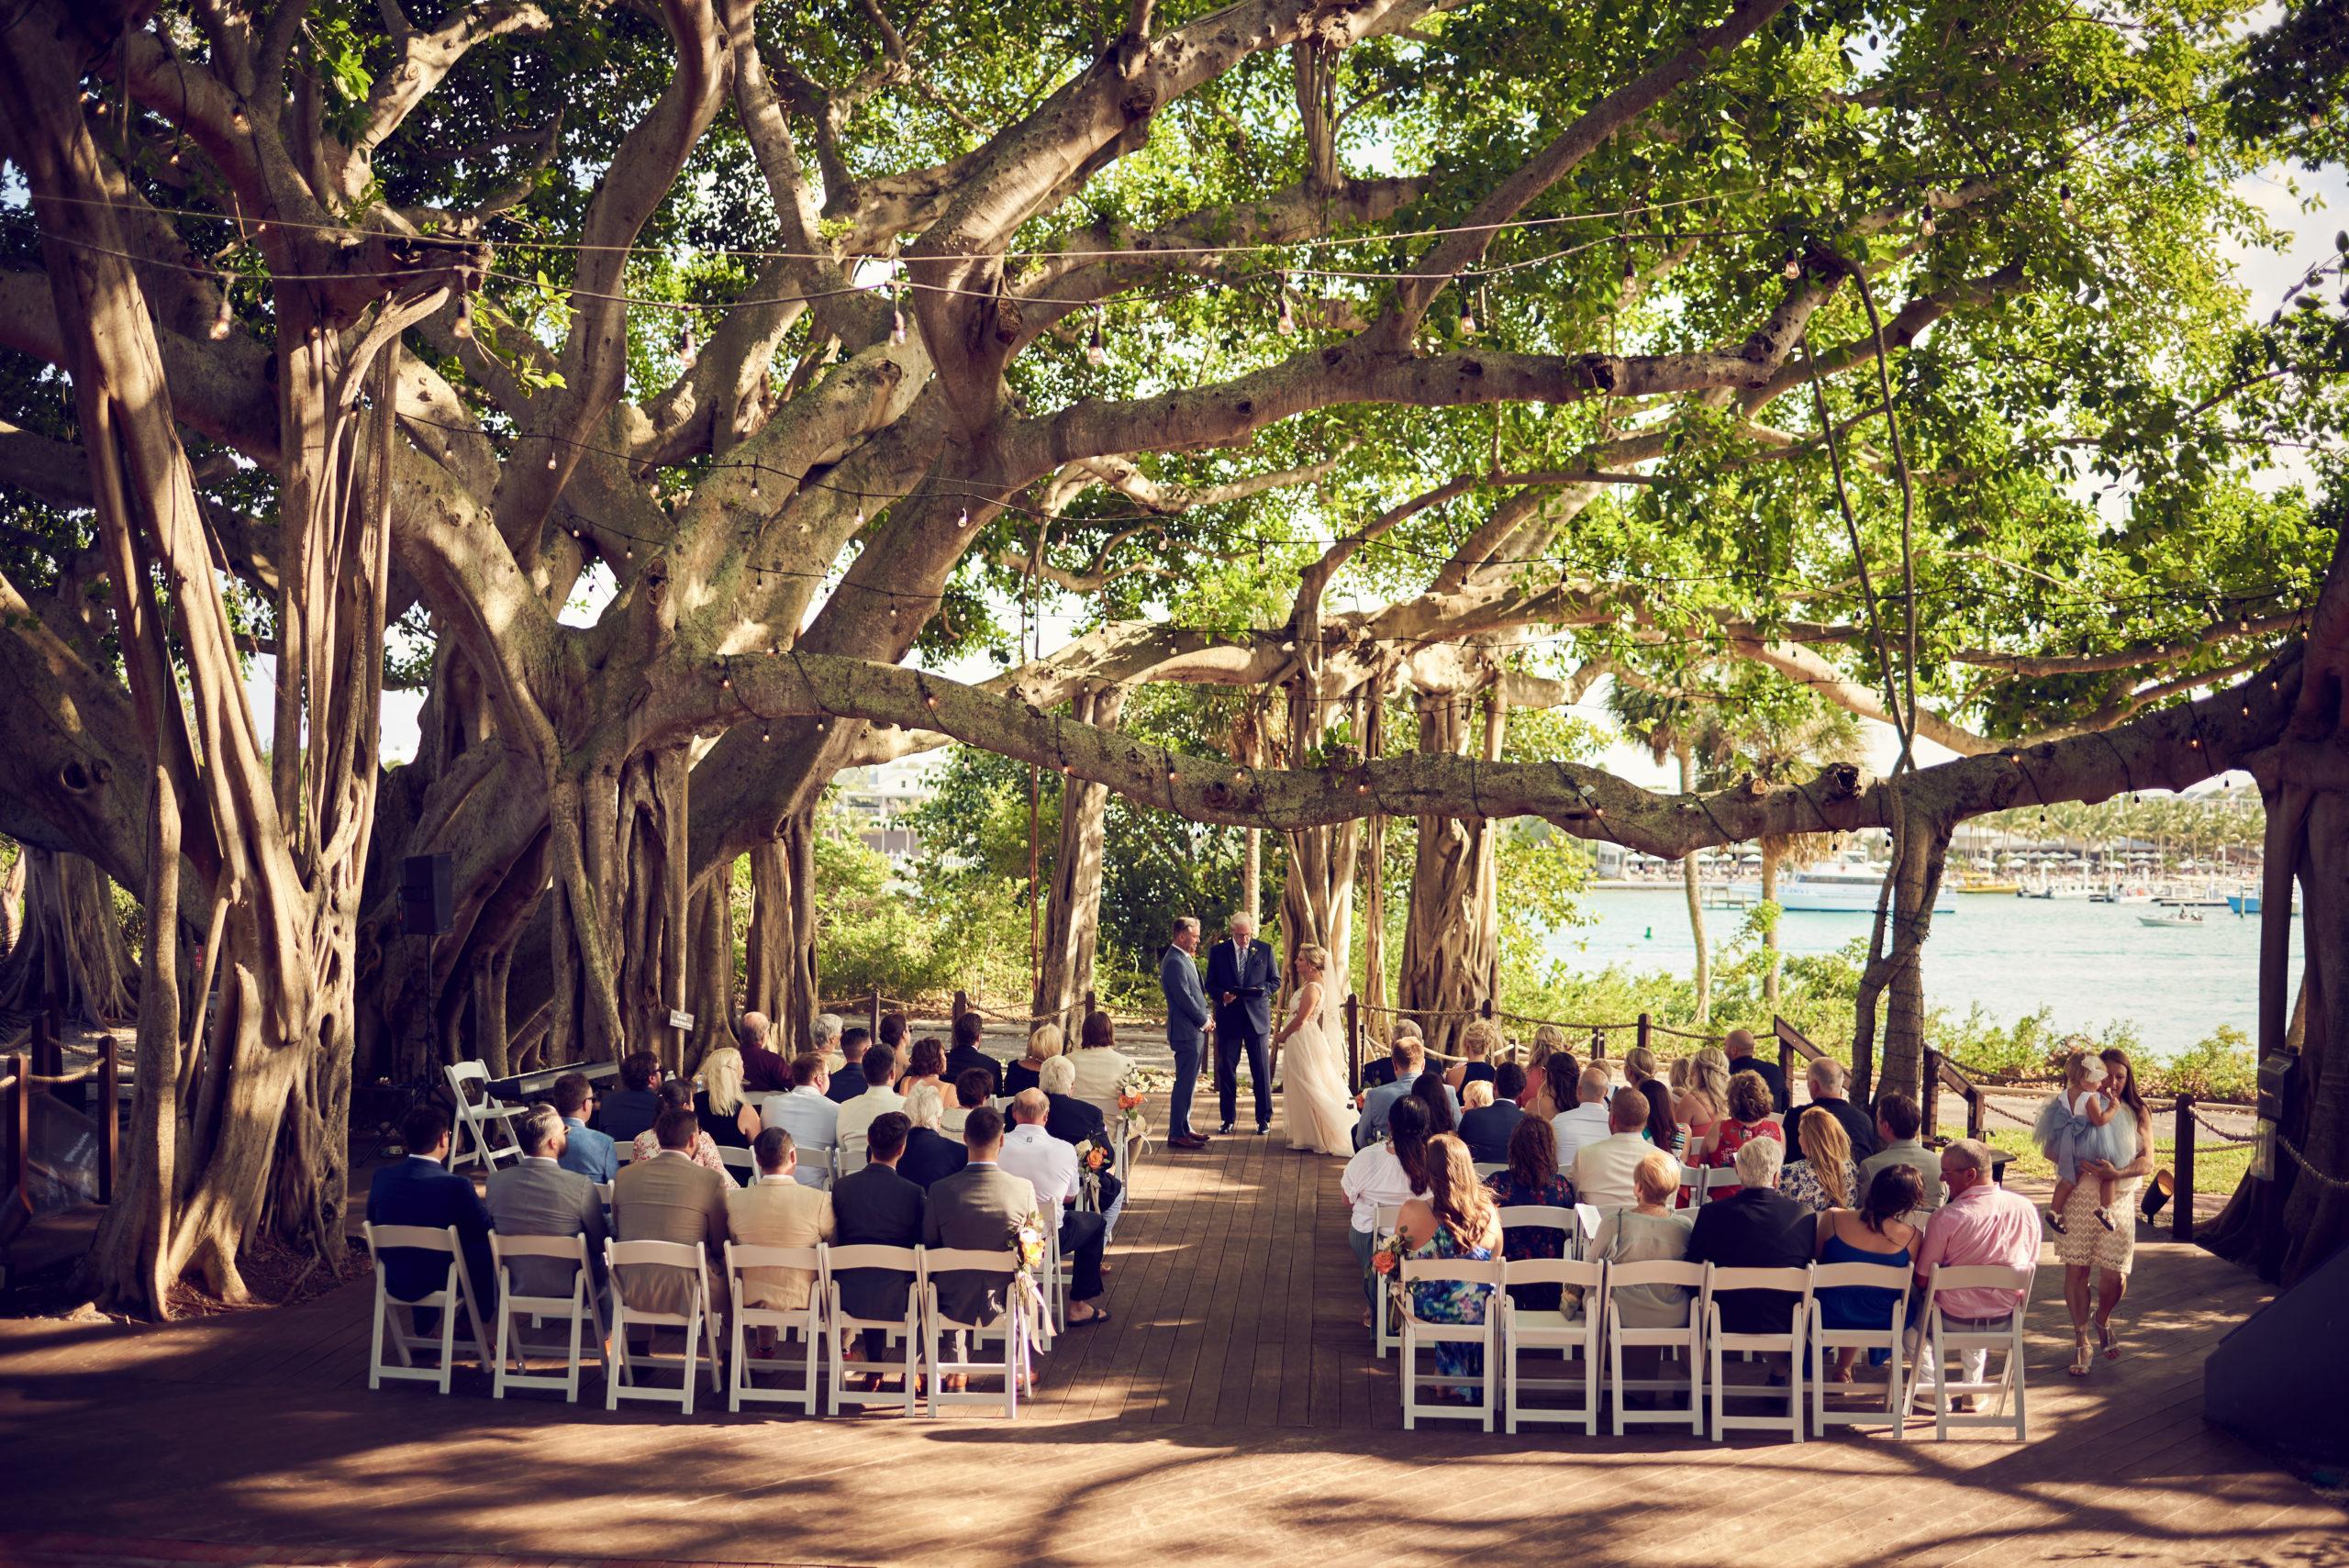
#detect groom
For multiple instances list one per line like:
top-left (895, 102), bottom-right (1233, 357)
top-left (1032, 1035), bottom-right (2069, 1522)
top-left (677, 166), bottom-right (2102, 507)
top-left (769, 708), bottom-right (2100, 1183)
top-left (1157, 917), bottom-right (1211, 1151)
top-left (1204, 912), bottom-right (1278, 1136)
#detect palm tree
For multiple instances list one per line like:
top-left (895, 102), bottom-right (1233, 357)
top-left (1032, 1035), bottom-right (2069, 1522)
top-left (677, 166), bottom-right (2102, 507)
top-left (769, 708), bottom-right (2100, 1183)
top-left (1607, 682), bottom-right (1715, 1021)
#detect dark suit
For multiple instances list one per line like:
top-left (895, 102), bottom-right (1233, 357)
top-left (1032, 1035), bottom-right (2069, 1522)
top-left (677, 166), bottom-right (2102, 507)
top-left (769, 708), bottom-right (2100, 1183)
top-left (899, 1127), bottom-right (969, 1189)
top-left (945, 1042), bottom-right (1003, 1097)
top-left (367, 1155), bottom-right (495, 1314)
top-left (1459, 1103), bottom-right (1526, 1166)
top-left (1159, 943), bottom-right (1209, 1140)
top-left (1044, 1093), bottom-right (1124, 1225)
top-left (598, 1086), bottom-right (661, 1146)
top-left (829, 1162), bottom-right (927, 1331)
top-left (485, 1156), bottom-right (607, 1299)
top-left (1728, 1051), bottom-right (1789, 1115)
top-left (1687, 1186), bottom-right (1814, 1334)
top-left (827, 1073), bottom-right (865, 1105)
top-left (1204, 935), bottom-right (1279, 1130)
top-left (1790, 1094), bottom-right (1880, 1162)
top-left (922, 1161), bottom-right (1033, 1325)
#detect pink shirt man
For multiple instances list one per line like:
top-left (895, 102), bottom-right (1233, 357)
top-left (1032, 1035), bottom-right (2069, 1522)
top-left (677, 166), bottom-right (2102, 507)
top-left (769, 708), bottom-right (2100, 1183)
top-left (1913, 1145), bottom-right (2041, 1319)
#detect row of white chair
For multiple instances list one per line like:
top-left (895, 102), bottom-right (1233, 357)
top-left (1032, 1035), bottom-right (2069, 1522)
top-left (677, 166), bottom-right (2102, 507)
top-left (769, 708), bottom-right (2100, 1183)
top-left (362, 1224), bottom-right (1045, 1418)
top-left (1389, 1254), bottom-right (2032, 1441)
top-left (1374, 1203), bottom-right (1599, 1359)
top-left (1468, 1160), bottom-right (1742, 1209)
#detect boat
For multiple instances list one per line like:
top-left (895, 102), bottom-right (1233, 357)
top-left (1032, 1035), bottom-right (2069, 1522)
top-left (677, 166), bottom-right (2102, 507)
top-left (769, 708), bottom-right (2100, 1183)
top-left (2139, 906), bottom-right (2205, 929)
top-left (1732, 866), bottom-right (1957, 914)
top-left (2227, 891), bottom-right (2259, 916)
top-left (1958, 874), bottom-right (2021, 895)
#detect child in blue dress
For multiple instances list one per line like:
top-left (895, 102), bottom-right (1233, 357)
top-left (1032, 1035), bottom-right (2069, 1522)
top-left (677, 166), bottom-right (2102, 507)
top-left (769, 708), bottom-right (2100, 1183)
top-left (2033, 1050), bottom-right (2138, 1233)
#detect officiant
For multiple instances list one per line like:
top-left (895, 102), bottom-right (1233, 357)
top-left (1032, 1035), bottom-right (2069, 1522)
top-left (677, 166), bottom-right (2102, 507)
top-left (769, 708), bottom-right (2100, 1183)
top-left (1204, 912), bottom-right (1279, 1136)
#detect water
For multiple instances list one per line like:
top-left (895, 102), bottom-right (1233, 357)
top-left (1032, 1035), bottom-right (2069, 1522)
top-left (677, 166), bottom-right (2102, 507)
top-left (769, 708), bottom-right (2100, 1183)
top-left (1542, 887), bottom-right (2302, 1057)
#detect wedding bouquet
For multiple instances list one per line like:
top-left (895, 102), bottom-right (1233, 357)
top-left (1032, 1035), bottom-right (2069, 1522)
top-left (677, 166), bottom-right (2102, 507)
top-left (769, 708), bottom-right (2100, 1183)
top-left (1371, 1229), bottom-right (1410, 1277)
top-left (1015, 1211), bottom-right (1051, 1275)
top-left (1115, 1067), bottom-right (1151, 1148)
top-left (1074, 1139), bottom-right (1108, 1210)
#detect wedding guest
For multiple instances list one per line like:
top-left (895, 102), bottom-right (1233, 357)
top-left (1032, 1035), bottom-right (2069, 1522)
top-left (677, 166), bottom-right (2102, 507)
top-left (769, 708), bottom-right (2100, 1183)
top-left (826, 1027), bottom-right (874, 1103)
top-left (830, 1111), bottom-right (924, 1364)
top-left (1593, 1151), bottom-right (1696, 1335)
top-left (695, 1046), bottom-right (762, 1151)
top-left (1068, 1008), bottom-right (1138, 1100)
top-left (1001, 1091), bottom-right (1110, 1325)
top-left (878, 1010), bottom-right (910, 1062)
top-left (611, 1106), bottom-right (730, 1320)
top-left (1409, 1068), bottom-right (1458, 1137)
top-left (947, 1066), bottom-right (993, 1137)
top-left (1353, 1033), bottom-right (1456, 1148)
top-left (723, 1127), bottom-right (835, 1317)
top-left (1341, 1095), bottom-right (1433, 1319)
top-left (369, 1104), bottom-right (494, 1318)
top-left (1550, 1064), bottom-right (1616, 1173)
top-left (1003, 1022), bottom-right (1063, 1098)
top-left (895, 1036), bottom-right (952, 1106)
top-left (599, 1051), bottom-right (663, 1144)
top-left (1639, 1080), bottom-right (1681, 1154)
top-left (811, 1011), bottom-right (845, 1075)
top-left (1571, 1087), bottom-right (1655, 1212)
top-left (924, 1108), bottom-right (1041, 1331)
top-left (1779, 1106), bottom-right (1864, 1214)
top-left (1687, 1137), bottom-right (1809, 1334)
top-left (898, 1084), bottom-right (969, 1189)
top-left (550, 1072), bottom-right (617, 1184)
top-left (1723, 1028), bottom-right (1788, 1114)
top-left (1698, 1070), bottom-right (1782, 1198)
top-left (1859, 1092), bottom-right (1943, 1221)
top-left (762, 1053), bottom-right (839, 1186)
top-left (1812, 1163), bottom-right (1922, 1381)
top-left (487, 1104), bottom-right (609, 1301)
top-left (1912, 1138), bottom-right (2040, 1399)
top-left (1461, 1063), bottom-right (1527, 1163)
top-left (1798, 1058), bottom-right (1879, 1159)
top-left (945, 1010), bottom-right (1003, 1098)
top-left (835, 1044), bottom-right (907, 1152)
top-left (1443, 1018), bottom-right (1502, 1092)
top-left (1524, 1034), bottom-right (1572, 1119)
top-left (1483, 1114), bottom-right (1575, 1310)
top-left (1675, 1046), bottom-right (1730, 1151)
top-left (1621, 1045), bottom-right (1661, 1087)
top-left (1362, 1018), bottom-right (1425, 1094)
top-left (1396, 1134), bottom-right (1503, 1383)
top-left (1462, 1081), bottom-right (1495, 1110)
top-left (737, 1010), bottom-right (791, 1095)
top-left (631, 1080), bottom-right (733, 1180)
top-left (1041, 1054), bottom-right (1124, 1237)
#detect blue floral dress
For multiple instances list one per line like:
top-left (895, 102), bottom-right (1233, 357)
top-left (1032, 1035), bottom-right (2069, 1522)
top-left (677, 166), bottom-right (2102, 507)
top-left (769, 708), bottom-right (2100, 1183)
top-left (1483, 1172), bottom-right (1575, 1310)
top-left (1408, 1221), bottom-right (1498, 1378)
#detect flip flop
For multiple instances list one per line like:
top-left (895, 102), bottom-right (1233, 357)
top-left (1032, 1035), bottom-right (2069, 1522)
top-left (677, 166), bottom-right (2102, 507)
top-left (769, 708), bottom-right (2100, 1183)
top-left (1067, 1304), bottom-right (1112, 1327)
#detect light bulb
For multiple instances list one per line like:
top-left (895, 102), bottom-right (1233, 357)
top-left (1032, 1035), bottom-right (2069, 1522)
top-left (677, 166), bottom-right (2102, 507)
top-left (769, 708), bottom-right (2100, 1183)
top-left (232, 107), bottom-right (250, 132)
top-left (1782, 251), bottom-right (1802, 280)
top-left (209, 284), bottom-right (233, 339)
top-left (1919, 209), bottom-right (1936, 238)
top-left (1276, 293), bottom-right (1295, 335)
top-left (762, 728), bottom-right (772, 742)
top-left (453, 295), bottom-right (473, 339)
top-left (2059, 183), bottom-right (2075, 216)
top-left (1085, 317), bottom-right (1106, 367)
top-left (679, 324), bottom-right (697, 369)
top-left (546, 452), bottom-right (558, 470)
top-left (890, 307), bottom-right (907, 346)
top-left (2185, 127), bottom-right (2200, 153)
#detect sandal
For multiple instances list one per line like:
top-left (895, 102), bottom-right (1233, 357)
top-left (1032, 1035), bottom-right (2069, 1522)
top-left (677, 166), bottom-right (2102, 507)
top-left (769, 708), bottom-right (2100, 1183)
top-left (2045, 1207), bottom-right (2068, 1235)
top-left (2099, 1322), bottom-right (2122, 1362)
top-left (2068, 1337), bottom-right (2093, 1378)
top-left (2094, 1207), bottom-right (2118, 1232)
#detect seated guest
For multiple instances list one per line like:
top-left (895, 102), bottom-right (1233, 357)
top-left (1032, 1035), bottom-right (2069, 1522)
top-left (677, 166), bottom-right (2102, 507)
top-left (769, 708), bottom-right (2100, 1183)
top-left (1395, 1134), bottom-right (1503, 1376)
top-left (1724, 1027), bottom-right (1788, 1114)
top-left (761, 1052), bottom-right (839, 1186)
top-left (895, 1036), bottom-right (952, 1107)
top-left (1549, 1064), bottom-right (1616, 1173)
top-left (1341, 1097), bottom-right (1434, 1322)
top-left (1359, 1018), bottom-right (1422, 1093)
top-left (1572, 1087), bottom-right (1656, 1212)
top-left (610, 1105), bottom-right (731, 1321)
top-left (1000, 1089), bottom-right (1110, 1325)
top-left (944, 1010), bottom-right (1003, 1098)
top-left (811, 1011), bottom-right (845, 1078)
top-left (1353, 1034), bottom-right (1457, 1148)
top-left (631, 1079), bottom-right (735, 1180)
top-left (368, 1105), bottom-right (495, 1321)
top-left (1521, 1025), bottom-right (1567, 1117)
top-left (835, 1043), bottom-right (907, 1152)
top-left (485, 1103), bottom-right (608, 1300)
top-left (1041, 1055), bottom-right (1125, 1240)
top-left (1813, 1163), bottom-right (1924, 1381)
top-left (1443, 1018), bottom-right (1502, 1092)
top-left (1482, 1114), bottom-right (1575, 1311)
top-left (1003, 1023), bottom-right (1063, 1098)
top-left (1068, 1008), bottom-right (1138, 1100)
top-left (1639, 1079), bottom-right (1682, 1155)
top-left (946, 1066), bottom-right (992, 1137)
top-left (878, 1010), bottom-right (910, 1062)
top-left (1698, 1070), bottom-right (1783, 1198)
top-left (1408, 1068), bottom-right (1458, 1137)
top-left (695, 1046), bottom-right (762, 1151)
top-left (1687, 1138), bottom-right (1811, 1334)
top-left (1675, 1046), bottom-right (1730, 1151)
top-left (923, 1107), bottom-right (1039, 1330)
top-left (1779, 1106), bottom-right (1864, 1214)
top-left (822, 1023), bottom-right (869, 1107)
top-left (1859, 1091), bottom-right (1943, 1222)
top-left (830, 1111), bottom-right (925, 1363)
top-left (736, 1010), bottom-right (791, 1095)
top-left (1910, 1138), bottom-right (2040, 1396)
top-left (722, 1127), bottom-right (835, 1317)
top-left (1593, 1150), bottom-right (1696, 1330)
top-left (1797, 1058), bottom-right (1880, 1160)
top-left (599, 1051), bottom-right (663, 1144)
top-left (550, 1071), bottom-right (617, 1184)
top-left (1462, 1081), bottom-right (1495, 1111)
top-left (898, 1084), bottom-right (970, 1189)
top-left (1460, 1063), bottom-right (1527, 1163)
top-left (1621, 1045), bottom-right (1661, 1087)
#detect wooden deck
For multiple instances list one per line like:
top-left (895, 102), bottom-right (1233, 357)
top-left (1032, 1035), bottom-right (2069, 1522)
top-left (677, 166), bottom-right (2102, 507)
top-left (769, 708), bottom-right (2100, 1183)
top-left (1, 1095), bottom-right (2342, 1568)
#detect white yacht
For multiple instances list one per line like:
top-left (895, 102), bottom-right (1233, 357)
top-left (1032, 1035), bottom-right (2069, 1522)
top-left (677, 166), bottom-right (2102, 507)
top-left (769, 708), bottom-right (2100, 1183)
top-left (1731, 865), bottom-right (1957, 915)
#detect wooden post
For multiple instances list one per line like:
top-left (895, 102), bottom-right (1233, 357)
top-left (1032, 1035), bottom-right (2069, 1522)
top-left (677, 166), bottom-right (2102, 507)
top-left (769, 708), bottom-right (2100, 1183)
top-left (868, 986), bottom-right (882, 1042)
top-left (1637, 1012), bottom-right (1651, 1055)
top-left (97, 1034), bottom-right (117, 1205)
top-left (2173, 1093), bottom-right (2196, 1243)
top-left (1480, 997), bottom-right (1495, 1020)
top-left (6, 1053), bottom-right (26, 1225)
top-left (1345, 993), bottom-right (1361, 1095)
top-left (1965, 1082), bottom-right (1983, 1141)
top-left (1922, 1050), bottom-right (1943, 1140)
top-left (1084, 988), bottom-right (1097, 1020)
top-left (1589, 1029), bottom-right (1607, 1062)
top-left (952, 989), bottom-right (968, 1022)
top-left (29, 1008), bottom-right (60, 1083)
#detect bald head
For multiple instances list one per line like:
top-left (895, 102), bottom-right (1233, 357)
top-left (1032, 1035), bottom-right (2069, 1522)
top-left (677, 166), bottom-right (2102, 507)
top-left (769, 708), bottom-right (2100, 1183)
top-left (740, 1011), bottom-right (771, 1051)
top-left (1011, 1088), bottom-right (1050, 1126)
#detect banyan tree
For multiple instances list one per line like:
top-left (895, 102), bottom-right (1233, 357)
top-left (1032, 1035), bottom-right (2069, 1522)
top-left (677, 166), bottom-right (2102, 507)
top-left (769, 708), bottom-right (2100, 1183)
top-left (3, 0), bottom-right (2346, 1314)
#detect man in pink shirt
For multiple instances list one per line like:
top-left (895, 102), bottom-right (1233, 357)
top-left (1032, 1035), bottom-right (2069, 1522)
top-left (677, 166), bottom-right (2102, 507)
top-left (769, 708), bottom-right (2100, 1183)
top-left (1910, 1138), bottom-right (2041, 1405)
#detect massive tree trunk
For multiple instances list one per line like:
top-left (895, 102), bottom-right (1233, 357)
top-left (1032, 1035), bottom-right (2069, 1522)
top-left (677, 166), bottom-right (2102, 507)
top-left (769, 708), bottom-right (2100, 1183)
top-left (1679, 738), bottom-right (1711, 1024)
top-left (1759, 840), bottom-right (1783, 1010)
top-left (0, 847), bottom-right (138, 1026)
top-left (1846, 792), bottom-right (1954, 1102)
top-left (685, 872), bottom-right (738, 1071)
top-left (743, 816), bottom-right (819, 1053)
top-left (1035, 685), bottom-right (1126, 1033)
top-left (1278, 686), bottom-right (1365, 1013)
top-left (1399, 690), bottom-right (1504, 1057)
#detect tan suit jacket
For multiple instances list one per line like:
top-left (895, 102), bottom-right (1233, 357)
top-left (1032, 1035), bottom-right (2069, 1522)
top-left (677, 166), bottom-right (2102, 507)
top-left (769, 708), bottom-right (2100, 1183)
top-left (612, 1150), bottom-right (729, 1318)
top-left (724, 1174), bottom-right (836, 1310)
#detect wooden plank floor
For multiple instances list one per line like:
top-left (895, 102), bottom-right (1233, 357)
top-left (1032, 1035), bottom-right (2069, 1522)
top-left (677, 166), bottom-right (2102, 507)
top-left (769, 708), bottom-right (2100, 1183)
top-left (1, 1091), bottom-right (2342, 1568)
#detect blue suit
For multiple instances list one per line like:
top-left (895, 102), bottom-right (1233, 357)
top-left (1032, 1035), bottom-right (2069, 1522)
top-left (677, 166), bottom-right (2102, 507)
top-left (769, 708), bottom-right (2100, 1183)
top-left (1354, 1069), bottom-right (1459, 1150)
top-left (1159, 943), bottom-right (1209, 1140)
top-left (557, 1117), bottom-right (618, 1184)
top-left (367, 1155), bottom-right (495, 1312)
top-left (1204, 936), bottom-right (1279, 1131)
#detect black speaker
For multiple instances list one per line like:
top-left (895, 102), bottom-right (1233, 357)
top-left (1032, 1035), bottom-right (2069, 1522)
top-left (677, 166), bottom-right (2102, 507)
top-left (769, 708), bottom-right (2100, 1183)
top-left (401, 853), bottom-right (454, 936)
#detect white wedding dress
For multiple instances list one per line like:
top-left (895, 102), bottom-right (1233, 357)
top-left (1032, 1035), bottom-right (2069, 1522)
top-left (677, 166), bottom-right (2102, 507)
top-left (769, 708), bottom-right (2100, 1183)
top-left (1281, 981), bottom-right (1356, 1156)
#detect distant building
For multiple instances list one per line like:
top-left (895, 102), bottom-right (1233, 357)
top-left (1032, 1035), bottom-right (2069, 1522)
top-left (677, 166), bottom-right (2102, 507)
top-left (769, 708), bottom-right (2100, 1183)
top-left (832, 760), bottom-right (936, 875)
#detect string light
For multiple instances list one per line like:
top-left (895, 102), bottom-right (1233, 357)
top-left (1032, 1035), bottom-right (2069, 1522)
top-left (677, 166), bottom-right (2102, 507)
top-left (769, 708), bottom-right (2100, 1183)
top-left (546, 450), bottom-right (558, 470)
top-left (890, 294), bottom-right (907, 346)
top-left (231, 106), bottom-right (250, 132)
top-left (1456, 283), bottom-right (1476, 338)
top-left (1085, 308), bottom-right (1107, 368)
top-left (208, 277), bottom-right (233, 339)
top-left (1782, 250), bottom-right (1802, 280)
top-left (453, 294), bottom-right (473, 339)
top-left (678, 323), bottom-right (697, 370)
top-left (1918, 206), bottom-right (1936, 238)
top-left (750, 473), bottom-right (760, 497)
top-left (2185, 127), bottom-right (2200, 153)
top-left (2059, 183), bottom-right (2075, 216)
top-left (1275, 276), bottom-right (1296, 335)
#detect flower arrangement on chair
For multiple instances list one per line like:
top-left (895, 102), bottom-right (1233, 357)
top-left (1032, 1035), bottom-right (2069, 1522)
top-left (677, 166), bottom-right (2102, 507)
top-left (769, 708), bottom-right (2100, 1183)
top-left (1115, 1067), bottom-right (1152, 1151)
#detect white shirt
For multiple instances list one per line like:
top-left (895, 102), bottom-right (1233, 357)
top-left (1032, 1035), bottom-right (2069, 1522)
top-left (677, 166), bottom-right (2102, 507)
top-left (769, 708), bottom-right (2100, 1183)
top-left (1340, 1141), bottom-right (1428, 1234)
top-left (1550, 1101), bottom-right (1613, 1173)
top-left (835, 1085), bottom-right (906, 1148)
top-left (998, 1122), bottom-right (1077, 1211)
top-left (1572, 1130), bottom-right (1653, 1212)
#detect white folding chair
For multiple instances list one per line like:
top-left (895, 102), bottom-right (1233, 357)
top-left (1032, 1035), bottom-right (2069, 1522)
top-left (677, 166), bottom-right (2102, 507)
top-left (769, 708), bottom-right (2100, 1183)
top-left (604, 1237), bottom-right (719, 1414)
top-left (1678, 1163), bottom-right (1713, 1211)
top-left (593, 1182), bottom-right (613, 1208)
top-left (1808, 1260), bottom-right (1911, 1438)
top-left (836, 1130), bottom-right (869, 1179)
top-left (1499, 1259), bottom-right (1604, 1434)
top-left (1474, 1162), bottom-right (1508, 1182)
top-left (1702, 1263), bottom-right (1811, 1442)
top-left (724, 1241), bottom-right (823, 1415)
top-left (1041, 1218), bottom-right (1072, 1333)
top-left (363, 1222), bottom-right (489, 1395)
top-left (1605, 1260), bottom-right (1706, 1435)
top-left (796, 1145), bottom-right (838, 1192)
top-left (1397, 1257), bottom-right (1503, 1431)
top-left (718, 1144), bottom-right (757, 1186)
top-left (822, 1242), bottom-right (923, 1417)
top-left (1572, 1203), bottom-right (1603, 1262)
top-left (489, 1232), bottom-right (607, 1403)
top-left (919, 1247), bottom-right (1030, 1418)
top-left (443, 1062), bottom-right (524, 1171)
top-left (1373, 1203), bottom-right (1404, 1359)
top-left (1910, 1262), bottom-right (2033, 1440)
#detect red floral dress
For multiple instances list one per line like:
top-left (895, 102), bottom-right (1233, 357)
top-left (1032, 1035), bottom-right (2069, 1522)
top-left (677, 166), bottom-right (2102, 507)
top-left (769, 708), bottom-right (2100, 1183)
top-left (1703, 1117), bottom-right (1783, 1199)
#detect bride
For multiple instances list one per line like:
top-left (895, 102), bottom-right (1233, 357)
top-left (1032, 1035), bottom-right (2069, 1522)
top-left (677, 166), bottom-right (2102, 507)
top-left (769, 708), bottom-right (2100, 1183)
top-left (1276, 943), bottom-right (1355, 1156)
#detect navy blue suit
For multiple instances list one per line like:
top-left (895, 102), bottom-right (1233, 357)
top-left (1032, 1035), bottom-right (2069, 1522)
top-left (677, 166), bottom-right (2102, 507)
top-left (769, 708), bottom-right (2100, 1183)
top-left (898, 1127), bottom-right (970, 1189)
top-left (1159, 943), bottom-right (1209, 1140)
top-left (1204, 936), bottom-right (1279, 1130)
top-left (367, 1155), bottom-right (495, 1312)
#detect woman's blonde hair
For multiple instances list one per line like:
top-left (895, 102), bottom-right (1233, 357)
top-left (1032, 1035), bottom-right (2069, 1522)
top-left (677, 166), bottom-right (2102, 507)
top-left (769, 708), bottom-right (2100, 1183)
top-left (1296, 942), bottom-right (1330, 975)
top-left (1458, 1018), bottom-right (1503, 1060)
top-left (1798, 1106), bottom-right (1854, 1207)
top-left (700, 1046), bottom-right (746, 1117)
top-left (1668, 1056), bottom-right (1692, 1090)
top-left (1425, 1132), bottom-right (1498, 1245)
top-left (1622, 1045), bottom-right (1658, 1084)
top-left (1691, 1046), bottom-right (1731, 1112)
top-left (1463, 1080), bottom-right (1495, 1109)
top-left (1028, 1023), bottom-right (1064, 1062)
top-left (1632, 1149), bottom-right (1681, 1205)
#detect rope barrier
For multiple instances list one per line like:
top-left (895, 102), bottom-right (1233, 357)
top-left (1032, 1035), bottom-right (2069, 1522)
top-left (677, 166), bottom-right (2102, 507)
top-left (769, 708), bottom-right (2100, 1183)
top-left (2275, 1129), bottom-right (2349, 1193)
top-left (2184, 1105), bottom-right (2260, 1147)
